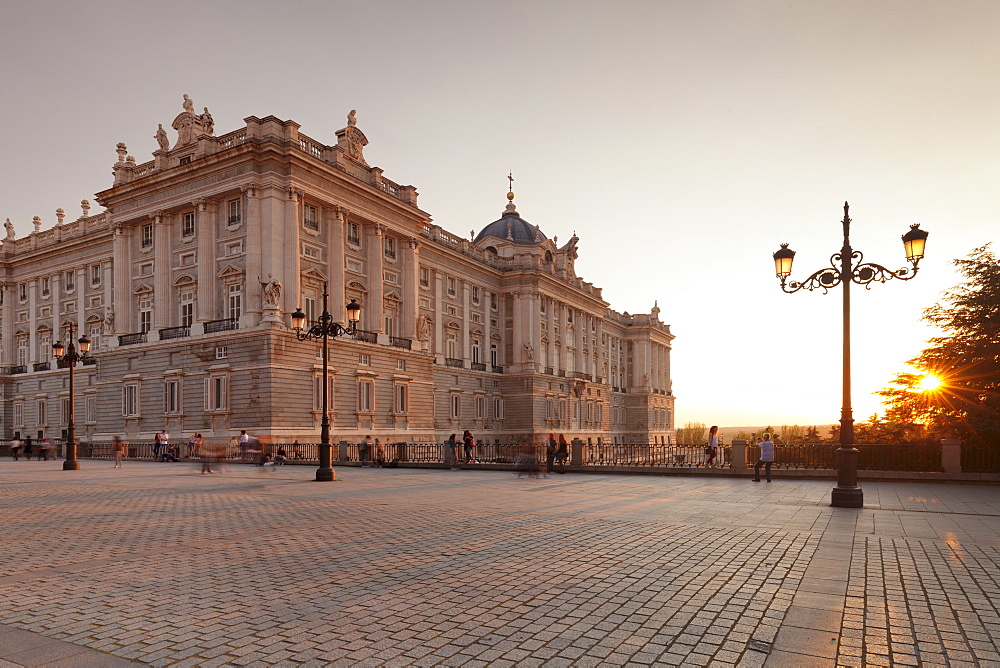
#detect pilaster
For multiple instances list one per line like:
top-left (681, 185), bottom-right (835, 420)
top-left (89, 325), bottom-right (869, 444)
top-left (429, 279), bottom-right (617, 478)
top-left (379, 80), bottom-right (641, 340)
top-left (153, 212), bottom-right (171, 329)
top-left (197, 200), bottom-right (216, 322)
top-left (365, 223), bottom-right (384, 332)
top-left (402, 237), bottom-right (419, 339)
top-left (326, 206), bottom-right (346, 322)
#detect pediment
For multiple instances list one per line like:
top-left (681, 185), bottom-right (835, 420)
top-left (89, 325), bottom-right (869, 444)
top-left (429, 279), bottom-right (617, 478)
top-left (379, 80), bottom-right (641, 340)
top-left (302, 268), bottom-right (328, 282)
top-left (217, 264), bottom-right (244, 279)
top-left (173, 273), bottom-right (196, 286)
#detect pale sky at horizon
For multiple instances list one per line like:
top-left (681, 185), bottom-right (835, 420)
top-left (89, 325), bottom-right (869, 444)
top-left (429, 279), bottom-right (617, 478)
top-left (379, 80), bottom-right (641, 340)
top-left (1, 0), bottom-right (997, 427)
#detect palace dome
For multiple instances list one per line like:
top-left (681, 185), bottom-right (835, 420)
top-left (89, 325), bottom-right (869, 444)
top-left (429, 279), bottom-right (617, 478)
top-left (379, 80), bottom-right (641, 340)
top-left (474, 193), bottom-right (547, 245)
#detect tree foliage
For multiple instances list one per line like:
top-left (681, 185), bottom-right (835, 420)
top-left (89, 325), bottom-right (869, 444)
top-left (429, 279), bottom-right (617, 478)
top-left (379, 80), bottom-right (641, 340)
top-left (878, 245), bottom-right (1000, 443)
top-left (675, 422), bottom-right (707, 445)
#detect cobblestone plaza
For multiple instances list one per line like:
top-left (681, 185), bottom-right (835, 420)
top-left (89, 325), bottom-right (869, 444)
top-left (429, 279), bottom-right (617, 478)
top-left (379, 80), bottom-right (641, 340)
top-left (1, 462), bottom-right (999, 666)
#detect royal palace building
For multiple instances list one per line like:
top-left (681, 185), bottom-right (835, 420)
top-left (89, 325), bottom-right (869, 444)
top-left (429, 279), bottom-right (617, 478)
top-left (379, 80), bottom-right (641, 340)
top-left (0, 99), bottom-right (675, 446)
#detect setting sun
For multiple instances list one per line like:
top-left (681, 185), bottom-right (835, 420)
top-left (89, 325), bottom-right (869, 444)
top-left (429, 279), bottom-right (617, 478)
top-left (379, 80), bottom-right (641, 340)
top-left (917, 374), bottom-right (943, 392)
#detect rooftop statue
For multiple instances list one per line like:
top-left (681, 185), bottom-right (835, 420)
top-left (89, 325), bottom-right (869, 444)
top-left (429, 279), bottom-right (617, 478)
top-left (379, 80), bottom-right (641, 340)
top-left (347, 109), bottom-right (357, 127)
top-left (200, 107), bottom-right (214, 135)
top-left (155, 124), bottom-right (169, 151)
top-left (182, 94), bottom-right (194, 114)
top-left (4, 218), bottom-right (14, 240)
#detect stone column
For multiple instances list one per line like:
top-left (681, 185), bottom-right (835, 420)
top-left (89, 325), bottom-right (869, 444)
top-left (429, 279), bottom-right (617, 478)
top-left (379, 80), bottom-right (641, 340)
top-left (103, 258), bottom-right (116, 343)
top-left (434, 272), bottom-right (445, 360)
top-left (153, 212), bottom-right (171, 329)
top-left (1, 283), bottom-right (13, 365)
top-left (326, 207), bottom-right (346, 322)
top-left (365, 224), bottom-right (384, 333)
top-left (50, 273), bottom-right (60, 341)
top-left (460, 282), bottom-right (470, 363)
top-left (401, 237), bottom-right (419, 339)
top-left (75, 268), bottom-right (86, 339)
top-left (596, 319), bottom-right (604, 381)
top-left (278, 189), bottom-right (301, 321)
top-left (194, 200), bottom-right (214, 325)
top-left (27, 281), bottom-right (38, 363)
top-left (244, 185), bottom-right (266, 321)
top-left (546, 298), bottom-right (556, 371)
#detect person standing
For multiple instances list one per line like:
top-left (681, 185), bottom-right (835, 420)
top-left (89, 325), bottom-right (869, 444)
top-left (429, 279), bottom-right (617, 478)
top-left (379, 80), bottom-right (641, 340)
top-left (153, 431), bottom-right (164, 460)
top-left (113, 435), bottom-right (125, 468)
top-left (753, 432), bottom-right (775, 482)
top-left (706, 425), bottom-right (720, 468)
top-left (545, 433), bottom-right (557, 474)
top-left (447, 434), bottom-right (459, 470)
top-left (374, 438), bottom-right (386, 468)
top-left (238, 430), bottom-right (250, 459)
top-left (463, 430), bottom-right (475, 464)
top-left (359, 435), bottom-right (372, 467)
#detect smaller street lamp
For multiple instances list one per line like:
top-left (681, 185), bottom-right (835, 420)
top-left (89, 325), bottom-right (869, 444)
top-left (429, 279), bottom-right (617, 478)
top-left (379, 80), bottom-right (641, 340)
top-left (53, 325), bottom-right (92, 471)
top-left (291, 284), bottom-right (361, 482)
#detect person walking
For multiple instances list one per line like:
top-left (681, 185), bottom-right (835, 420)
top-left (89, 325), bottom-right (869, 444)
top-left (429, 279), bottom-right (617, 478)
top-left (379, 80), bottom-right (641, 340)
top-left (545, 433), bottom-right (557, 474)
top-left (238, 430), bottom-right (250, 459)
top-left (753, 432), bottom-right (775, 482)
top-left (10, 438), bottom-right (21, 461)
top-left (556, 434), bottom-right (569, 473)
top-left (462, 430), bottom-right (475, 464)
top-left (374, 438), bottom-right (386, 468)
top-left (359, 435), bottom-right (372, 467)
top-left (447, 433), bottom-right (459, 470)
top-left (201, 440), bottom-right (218, 475)
top-left (706, 425), bottom-right (720, 468)
top-left (113, 435), bottom-right (126, 468)
top-left (23, 436), bottom-right (33, 461)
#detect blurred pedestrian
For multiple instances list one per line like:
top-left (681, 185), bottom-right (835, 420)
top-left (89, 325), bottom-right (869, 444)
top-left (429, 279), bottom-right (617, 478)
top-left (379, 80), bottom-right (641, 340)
top-left (39, 438), bottom-right (52, 461)
top-left (545, 433), bottom-right (557, 474)
top-left (753, 433), bottom-right (775, 483)
top-left (10, 438), bottom-right (22, 461)
top-left (359, 435), bottom-right (372, 467)
top-left (706, 425), bottom-right (719, 468)
top-left (292, 441), bottom-right (304, 460)
top-left (374, 438), bottom-right (386, 467)
top-left (113, 435), bottom-right (126, 468)
top-left (238, 430), bottom-right (250, 459)
top-left (23, 436), bottom-right (33, 460)
top-left (515, 440), bottom-right (538, 478)
top-left (447, 433), bottom-right (459, 470)
top-left (201, 440), bottom-right (219, 475)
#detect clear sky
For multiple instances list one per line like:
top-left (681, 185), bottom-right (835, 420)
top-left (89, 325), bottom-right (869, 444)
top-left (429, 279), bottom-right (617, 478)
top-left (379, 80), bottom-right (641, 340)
top-left (1, 1), bottom-right (997, 427)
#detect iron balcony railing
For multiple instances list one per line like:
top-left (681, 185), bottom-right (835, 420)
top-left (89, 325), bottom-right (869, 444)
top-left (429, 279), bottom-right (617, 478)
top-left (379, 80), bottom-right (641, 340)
top-left (471, 362), bottom-right (487, 371)
top-left (492, 365), bottom-right (504, 374)
top-left (160, 325), bottom-right (191, 340)
top-left (389, 336), bottom-right (412, 350)
top-left (204, 318), bottom-right (238, 333)
top-left (33, 362), bottom-right (50, 372)
top-left (355, 330), bottom-right (377, 343)
top-left (119, 332), bottom-right (147, 346)
top-left (10, 365), bottom-right (26, 375)
top-left (445, 358), bottom-right (464, 368)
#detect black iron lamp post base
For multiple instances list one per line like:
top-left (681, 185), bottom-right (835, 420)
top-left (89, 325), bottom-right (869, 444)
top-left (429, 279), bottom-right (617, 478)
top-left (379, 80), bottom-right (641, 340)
top-left (315, 467), bottom-right (336, 482)
top-left (62, 460), bottom-right (81, 471)
top-left (831, 485), bottom-right (863, 508)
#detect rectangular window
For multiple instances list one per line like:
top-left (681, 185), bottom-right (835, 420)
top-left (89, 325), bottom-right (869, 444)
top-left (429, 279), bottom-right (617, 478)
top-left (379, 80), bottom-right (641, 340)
top-left (13, 401), bottom-right (23, 427)
top-left (215, 346), bottom-right (228, 360)
top-left (419, 267), bottom-right (429, 287)
top-left (396, 359), bottom-right (406, 371)
top-left (61, 398), bottom-right (70, 425)
top-left (451, 395), bottom-right (461, 419)
top-left (164, 380), bottom-right (180, 414)
top-left (346, 222), bottom-right (360, 245)
top-left (17, 339), bottom-right (28, 365)
top-left (122, 384), bottom-right (138, 417)
top-left (302, 244), bottom-right (321, 260)
top-left (180, 252), bottom-right (196, 266)
top-left (384, 236), bottom-right (395, 259)
top-left (138, 298), bottom-right (152, 333)
top-left (182, 212), bottom-right (196, 237)
top-left (41, 277), bottom-right (50, 297)
top-left (358, 380), bottom-right (373, 413)
top-left (86, 396), bottom-right (97, 423)
top-left (472, 340), bottom-right (481, 364)
top-left (490, 293), bottom-right (498, 310)
top-left (494, 398), bottom-right (504, 420)
top-left (65, 271), bottom-right (75, 291)
top-left (395, 384), bottom-right (408, 414)
top-left (228, 199), bottom-right (241, 226)
top-left (38, 333), bottom-right (50, 361)
top-left (476, 396), bottom-right (485, 419)
top-left (205, 376), bottom-right (227, 411)
top-left (141, 224), bottom-right (154, 248)
top-left (314, 375), bottom-right (335, 411)
top-left (384, 315), bottom-right (394, 337)
top-left (491, 343), bottom-right (498, 367)
top-left (359, 354), bottom-right (371, 366)
top-left (18, 283), bottom-right (26, 301)
top-left (179, 292), bottom-right (194, 327)
top-left (227, 285), bottom-right (242, 320)
top-left (36, 400), bottom-right (46, 426)
top-left (225, 241), bottom-right (243, 256)
top-left (472, 286), bottom-right (480, 304)
top-left (303, 296), bottom-right (317, 325)
top-left (446, 332), bottom-right (457, 359)
top-left (138, 262), bottom-right (153, 277)
top-left (447, 278), bottom-right (456, 296)
top-left (91, 265), bottom-right (101, 286)
top-left (303, 204), bottom-right (318, 230)
top-left (179, 155), bottom-right (191, 165)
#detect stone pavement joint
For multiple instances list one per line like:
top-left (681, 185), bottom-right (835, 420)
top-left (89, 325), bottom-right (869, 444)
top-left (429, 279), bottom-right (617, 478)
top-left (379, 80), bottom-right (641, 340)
top-left (1, 461), bottom-right (999, 666)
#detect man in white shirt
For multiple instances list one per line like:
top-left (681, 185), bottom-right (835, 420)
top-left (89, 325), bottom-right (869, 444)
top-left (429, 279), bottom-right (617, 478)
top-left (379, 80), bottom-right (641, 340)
top-left (753, 433), bottom-right (775, 483)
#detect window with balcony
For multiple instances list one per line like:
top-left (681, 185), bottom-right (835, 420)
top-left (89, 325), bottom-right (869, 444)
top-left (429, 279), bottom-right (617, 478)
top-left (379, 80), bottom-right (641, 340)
top-left (227, 285), bottom-right (242, 320)
top-left (303, 204), bottom-right (318, 230)
top-left (65, 271), bottom-right (75, 291)
top-left (91, 265), bottom-right (101, 286)
top-left (180, 291), bottom-right (195, 327)
top-left (141, 224), bottom-right (154, 248)
top-left (228, 198), bottom-right (242, 226)
top-left (419, 267), bottom-right (429, 287)
top-left (384, 236), bottom-right (395, 259)
top-left (346, 222), bottom-right (360, 246)
top-left (138, 298), bottom-right (152, 333)
top-left (182, 212), bottom-right (196, 237)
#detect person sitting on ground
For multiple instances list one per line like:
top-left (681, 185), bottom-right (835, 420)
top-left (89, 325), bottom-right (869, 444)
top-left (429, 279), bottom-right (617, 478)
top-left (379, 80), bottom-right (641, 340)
top-left (161, 444), bottom-right (179, 462)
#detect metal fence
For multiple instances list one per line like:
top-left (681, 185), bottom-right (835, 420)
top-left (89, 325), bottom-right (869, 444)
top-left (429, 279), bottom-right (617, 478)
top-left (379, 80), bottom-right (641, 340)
top-left (0, 439), bottom-right (996, 474)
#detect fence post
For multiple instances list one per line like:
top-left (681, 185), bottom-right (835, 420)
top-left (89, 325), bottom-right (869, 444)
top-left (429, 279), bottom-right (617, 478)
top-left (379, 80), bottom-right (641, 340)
top-left (731, 439), bottom-right (747, 470)
top-left (940, 439), bottom-right (962, 474)
top-left (571, 438), bottom-right (583, 466)
top-left (338, 441), bottom-right (348, 462)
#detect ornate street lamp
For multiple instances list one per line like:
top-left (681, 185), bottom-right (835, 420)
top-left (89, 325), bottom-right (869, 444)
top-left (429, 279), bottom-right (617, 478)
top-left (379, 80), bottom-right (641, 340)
top-left (291, 283), bottom-right (361, 482)
top-left (772, 202), bottom-right (928, 508)
top-left (53, 325), bottom-right (92, 471)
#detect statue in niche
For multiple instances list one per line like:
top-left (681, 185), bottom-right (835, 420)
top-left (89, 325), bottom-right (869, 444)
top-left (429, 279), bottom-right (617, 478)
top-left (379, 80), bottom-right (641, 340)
top-left (200, 107), bottom-right (214, 135)
top-left (155, 124), bottom-right (169, 151)
top-left (416, 314), bottom-right (432, 341)
top-left (4, 218), bottom-right (14, 240)
top-left (261, 274), bottom-right (282, 307)
top-left (347, 109), bottom-right (357, 127)
top-left (182, 94), bottom-right (195, 114)
top-left (523, 342), bottom-right (534, 361)
top-left (103, 306), bottom-right (115, 334)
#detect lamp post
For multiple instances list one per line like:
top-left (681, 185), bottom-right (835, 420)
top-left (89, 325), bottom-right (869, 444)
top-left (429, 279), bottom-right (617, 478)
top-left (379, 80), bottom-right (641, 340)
top-left (291, 283), bottom-right (361, 482)
top-left (52, 325), bottom-right (92, 471)
top-left (772, 202), bottom-right (928, 508)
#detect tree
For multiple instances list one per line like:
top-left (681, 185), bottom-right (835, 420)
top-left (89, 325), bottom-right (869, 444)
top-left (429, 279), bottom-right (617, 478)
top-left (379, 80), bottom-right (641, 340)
top-left (878, 245), bottom-right (1000, 444)
top-left (675, 422), bottom-right (707, 445)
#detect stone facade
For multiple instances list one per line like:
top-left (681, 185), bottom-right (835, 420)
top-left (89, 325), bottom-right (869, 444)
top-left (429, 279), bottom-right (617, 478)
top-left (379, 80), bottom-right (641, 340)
top-left (0, 99), bottom-right (675, 446)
